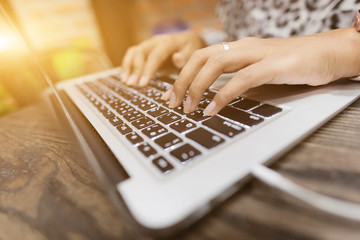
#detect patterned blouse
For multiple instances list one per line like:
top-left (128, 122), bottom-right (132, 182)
top-left (217, 0), bottom-right (360, 41)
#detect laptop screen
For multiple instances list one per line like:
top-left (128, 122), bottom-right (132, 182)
top-left (0, 1), bottom-right (129, 189)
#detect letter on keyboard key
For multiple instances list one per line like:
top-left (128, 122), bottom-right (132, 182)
top-left (186, 128), bottom-right (224, 149)
top-left (141, 124), bottom-right (168, 138)
top-left (131, 117), bottom-right (155, 130)
top-left (116, 123), bottom-right (132, 135)
top-left (126, 132), bottom-right (143, 144)
top-left (103, 109), bottom-right (115, 119)
top-left (170, 119), bottom-right (196, 133)
top-left (123, 110), bottom-right (144, 122)
top-left (157, 112), bottom-right (181, 125)
top-left (109, 116), bottom-right (123, 126)
top-left (147, 107), bottom-right (168, 117)
top-left (202, 116), bottom-right (245, 137)
top-left (138, 143), bottom-right (157, 158)
top-left (97, 104), bottom-right (108, 112)
top-left (170, 144), bottom-right (201, 163)
top-left (155, 132), bottom-right (183, 149)
top-left (186, 110), bottom-right (210, 122)
top-left (152, 156), bottom-right (174, 174)
top-left (218, 106), bottom-right (263, 127)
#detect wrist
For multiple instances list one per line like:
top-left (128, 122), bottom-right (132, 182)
top-left (326, 27), bottom-right (360, 80)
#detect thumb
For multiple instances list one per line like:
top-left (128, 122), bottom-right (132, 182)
top-left (171, 44), bottom-right (195, 69)
top-left (172, 52), bottom-right (187, 69)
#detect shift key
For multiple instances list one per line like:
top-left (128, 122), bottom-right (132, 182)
top-left (218, 106), bottom-right (263, 127)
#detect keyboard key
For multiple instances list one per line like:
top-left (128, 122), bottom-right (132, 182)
top-left (147, 107), bottom-right (169, 117)
top-left (145, 91), bottom-right (162, 100)
top-left (126, 132), bottom-right (143, 144)
top-left (102, 109), bottom-right (115, 119)
top-left (132, 117), bottom-right (155, 130)
top-left (252, 104), bottom-right (282, 117)
top-left (186, 128), bottom-right (225, 149)
top-left (162, 101), bottom-right (170, 108)
top-left (96, 104), bottom-right (108, 113)
top-left (152, 156), bottom-right (174, 174)
top-left (138, 100), bottom-right (157, 111)
top-left (170, 144), bottom-right (201, 163)
top-left (173, 105), bottom-right (186, 115)
top-left (218, 106), bottom-right (264, 127)
top-left (202, 116), bottom-right (245, 138)
top-left (229, 97), bottom-right (243, 104)
top-left (170, 119), bottom-right (196, 133)
top-left (198, 98), bottom-right (211, 109)
top-left (203, 89), bottom-right (217, 99)
top-left (92, 99), bottom-right (102, 108)
top-left (157, 112), bottom-right (181, 125)
top-left (109, 116), bottom-right (123, 126)
top-left (130, 97), bottom-right (145, 106)
top-left (186, 110), bottom-right (210, 122)
top-left (116, 123), bottom-right (132, 135)
top-left (150, 79), bottom-right (172, 91)
top-left (156, 75), bottom-right (175, 85)
top-left (116, 105), bottom-right (135, 115)
top-left (138, 143), bottom-right (157, 158)
top-left (110, 100), bottom-right (127, 110)
top-left (232, 98), bottom-right (261, 110)
top-left (155, 132), bottom-right (183, 149)
top-left (123, 110), bottom-right (144, 122)
top-left (142, 124), bottom-right (168, 139)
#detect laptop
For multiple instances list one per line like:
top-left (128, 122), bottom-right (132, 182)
top-left (2, 3), bottom-right (360, 234)
top-left (54, 69), bottom-right (360, 232)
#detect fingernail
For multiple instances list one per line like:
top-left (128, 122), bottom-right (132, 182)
top-left (139, 76), bottom-right (149, 86)
top-left (183, 96), bottom-right (192, 113)
top-left (127, 74), bottom-right (137, 86)
top-left (161, 89), bottom-right (172, 101)
top-left (169, 91), bottom-right (176, 108)
top-left (203, 101), bottom-right (216, 116)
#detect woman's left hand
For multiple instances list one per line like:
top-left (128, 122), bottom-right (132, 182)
top-left (162, 27), bottom-right (360, 116)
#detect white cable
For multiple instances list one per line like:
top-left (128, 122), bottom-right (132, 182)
top-left (251, 164), bottom-right (360, 222)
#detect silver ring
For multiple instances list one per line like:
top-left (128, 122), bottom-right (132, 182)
top-left (221, 42), bottom-right (230, 51)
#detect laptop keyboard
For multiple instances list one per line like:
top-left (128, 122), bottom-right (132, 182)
top-left (75, 74), bottom-right (283, 176)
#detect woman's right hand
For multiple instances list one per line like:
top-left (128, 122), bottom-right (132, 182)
top-left (121, 30), bottom-right (206, 86)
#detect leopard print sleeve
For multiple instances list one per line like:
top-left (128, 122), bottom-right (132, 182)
top-left (217, 0), bottom-right (360, 41)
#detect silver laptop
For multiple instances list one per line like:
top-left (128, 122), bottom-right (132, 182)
top-left (55, 68), bottom-right (360, 231)
top-left (2, 2), bottom-right (359, 233)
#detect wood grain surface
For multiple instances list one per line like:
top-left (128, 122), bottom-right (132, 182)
top-left (0, 98), bottom-right (359, 240)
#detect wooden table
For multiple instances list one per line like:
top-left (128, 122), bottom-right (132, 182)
top-left (0, 97), bottom-right (360, 240)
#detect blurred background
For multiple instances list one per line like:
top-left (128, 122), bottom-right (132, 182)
top-left (0, 0), bottom-right (221, 116)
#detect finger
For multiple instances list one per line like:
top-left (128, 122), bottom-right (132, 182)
top-left (172, 52), bottom-right (187, 69)
top-left (121, 47), bottom-right (135, 82)
top-left (184, 45), bottom-right (265, 113)
top-left (203, 60), bottom-right (276, 116)
top-left (161, 88), bottom-right (172, 101)
top-left (169, 47), bottom-right (212, 108)
top-left (121, 39), bottom-right (154, 84)
top-left (171, 43), bottom-right (196, 69)
top-left (125, 48), bottom-right (145, 86)
top-left (183, 57), bottom-right (224, 113)
top-left (139, 44), bottom-right (176, 86)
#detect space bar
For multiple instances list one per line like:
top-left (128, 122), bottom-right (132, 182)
top-left (218, 106), bottom-right (263, 127)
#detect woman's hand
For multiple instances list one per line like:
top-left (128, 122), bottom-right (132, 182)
top-left (121, 30), bottom-right (206, 86)
top-left (163, 27), bottom-right (360, 116)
